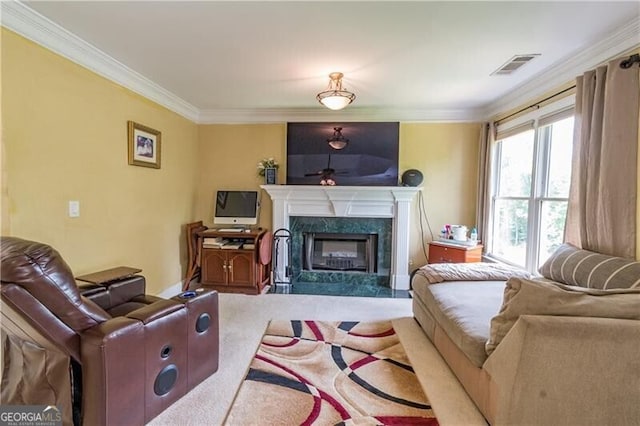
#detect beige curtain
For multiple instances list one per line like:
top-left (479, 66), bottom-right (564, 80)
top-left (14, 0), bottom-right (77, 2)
top-left (475, 122), bottom-right (495, 248)
top-left (564, 57), bottom-right (639, 258)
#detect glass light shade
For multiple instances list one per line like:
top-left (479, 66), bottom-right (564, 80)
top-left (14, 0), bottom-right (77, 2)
top-left (328, 139), bottom-right (348, 149)
top-left (326, 127), bottom-right (349, 150)
top-left (318, 93), bottom-right (353, 110)
top-left (316, 73), bottom-right (356, 110)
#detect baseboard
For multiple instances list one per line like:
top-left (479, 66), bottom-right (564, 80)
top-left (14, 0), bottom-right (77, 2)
top-left (157, 281), bottom-right (183, 298)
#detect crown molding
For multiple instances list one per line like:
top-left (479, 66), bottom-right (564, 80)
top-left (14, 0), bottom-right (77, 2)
top-left (197, 107), bottom-right (485, 124)
top-left (0, 1), bottom-right (483, 124)
top-left (0, 1), bottom-right (200, 122)
top-left (483, 15), bottom-right (640, 119)
top-left (3, 1), bottom-right (637, 124)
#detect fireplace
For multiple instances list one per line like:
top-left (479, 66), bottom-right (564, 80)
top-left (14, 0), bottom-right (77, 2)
top-left (260, 185), bottom-right (420, 290)
top-left (303, 232), bottom-right (377, 273)
top-left (289, 216), bottom-right (391, 286)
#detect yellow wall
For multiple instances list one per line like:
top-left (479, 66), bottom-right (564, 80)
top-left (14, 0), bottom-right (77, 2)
top-left (1, 29), bottom-right (200, 294)
top-left (195, 124), bottom-right (286, 230)
top-left (400, 123), bottom-right (481, 266)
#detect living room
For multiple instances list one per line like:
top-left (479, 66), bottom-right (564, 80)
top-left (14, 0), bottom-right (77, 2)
top-left (2, 1), bottom-right (639, 425)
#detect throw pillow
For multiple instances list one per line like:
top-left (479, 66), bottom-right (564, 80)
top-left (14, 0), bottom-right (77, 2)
top-left (538, 243), bottom-right (640, 289)
top-left (486, 277), bottom-right (640, 355)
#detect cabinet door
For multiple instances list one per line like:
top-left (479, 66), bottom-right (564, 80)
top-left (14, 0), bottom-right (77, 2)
top-left (429, 244), bottom-right (466, 263)
top-left (201, 249), bottom-right (227, 285)
top-left (227, 251), bottom-right (254, 287)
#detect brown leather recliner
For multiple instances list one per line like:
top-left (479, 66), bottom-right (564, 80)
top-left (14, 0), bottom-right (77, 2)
top-left (0, 237), bottom-right (219, 425)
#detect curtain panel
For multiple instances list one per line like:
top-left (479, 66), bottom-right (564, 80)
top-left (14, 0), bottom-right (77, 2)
top-left (475, 122), bottom-right (495, 249)
top-left (564, 56), bottom-right (639, 258)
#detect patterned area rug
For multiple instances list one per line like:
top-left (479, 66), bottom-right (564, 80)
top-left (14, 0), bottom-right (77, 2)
top-left (225, 320), bottom-right (439, 425)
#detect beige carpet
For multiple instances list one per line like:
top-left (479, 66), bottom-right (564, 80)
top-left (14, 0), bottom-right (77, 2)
top-left (226, 320), bottom-right (438, 425)
top-left (147, 293), bottom-right (486, 426)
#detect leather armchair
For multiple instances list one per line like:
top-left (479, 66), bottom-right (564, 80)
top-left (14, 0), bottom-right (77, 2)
top-left (0, 237), bottom-right (219, 426)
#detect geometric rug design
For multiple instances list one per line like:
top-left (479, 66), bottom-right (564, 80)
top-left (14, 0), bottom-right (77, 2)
top-left (225, 320), bottom-right (439, 425)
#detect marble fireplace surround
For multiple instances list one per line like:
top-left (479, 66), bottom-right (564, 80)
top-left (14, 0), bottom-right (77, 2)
top-left (261, 185), bottom-right (420, 290)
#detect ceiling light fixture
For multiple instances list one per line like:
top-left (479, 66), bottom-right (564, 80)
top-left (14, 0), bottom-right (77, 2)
top-left (327, 127), bottom-right (349, 150)
top-left (316, 72), bottom-right (356, 110)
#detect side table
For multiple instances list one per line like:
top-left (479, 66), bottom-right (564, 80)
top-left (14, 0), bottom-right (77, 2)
top-left (428, 242), bottom-right (483, 264)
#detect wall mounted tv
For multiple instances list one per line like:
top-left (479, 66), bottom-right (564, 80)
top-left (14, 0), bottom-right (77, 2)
top-left (214, 190), bottom-right (259, 226)
top-left (286, 122), bottom-right (399, 186)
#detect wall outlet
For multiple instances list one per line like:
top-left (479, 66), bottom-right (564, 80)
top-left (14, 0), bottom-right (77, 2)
top-left (68, 200), bottom-right (80, 217)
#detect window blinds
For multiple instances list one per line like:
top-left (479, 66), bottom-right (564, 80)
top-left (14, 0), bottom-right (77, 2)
top-left (538, 106), bottom-right (575, 127)
top-left (496, 120), bottom-right (534, 141)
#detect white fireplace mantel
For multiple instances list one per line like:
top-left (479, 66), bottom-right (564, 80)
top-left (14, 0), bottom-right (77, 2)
top-left (260, 185), bottom-right (421, 290)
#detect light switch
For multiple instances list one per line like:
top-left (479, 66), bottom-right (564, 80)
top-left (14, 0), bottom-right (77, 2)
top-left (68, 200), bottom-right (80, 218)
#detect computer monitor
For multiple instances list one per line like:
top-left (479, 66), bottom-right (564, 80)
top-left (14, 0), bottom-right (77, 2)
top-left (213, 190), bottom-right (259, 226)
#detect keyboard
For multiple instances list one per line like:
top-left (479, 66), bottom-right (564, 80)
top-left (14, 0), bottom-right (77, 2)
top-left (218, 228), bottom-right (244, 232)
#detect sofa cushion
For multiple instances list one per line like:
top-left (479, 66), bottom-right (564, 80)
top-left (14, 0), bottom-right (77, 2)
top-left (539, 243), bottom-right (640, 289)
top-left (413, 278), bottom-right (505, 367)
top-left (486, 277), bottom-right (640, 355)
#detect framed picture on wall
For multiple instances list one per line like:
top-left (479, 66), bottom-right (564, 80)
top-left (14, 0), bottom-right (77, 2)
top-left (128, 121), bottom-right (161, 168)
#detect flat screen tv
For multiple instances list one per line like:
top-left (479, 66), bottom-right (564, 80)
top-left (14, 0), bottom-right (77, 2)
top-left (214, 190), bottom-right (259, 226)
top-left (286, 122), bottom-right (399, 186)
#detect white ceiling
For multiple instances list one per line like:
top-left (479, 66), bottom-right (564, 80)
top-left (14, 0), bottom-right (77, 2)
top-left (5, 1), bottom-right (640, 123)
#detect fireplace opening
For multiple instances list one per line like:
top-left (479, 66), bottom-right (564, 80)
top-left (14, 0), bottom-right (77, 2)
top-left (303, 232), bottom-right (377, 273)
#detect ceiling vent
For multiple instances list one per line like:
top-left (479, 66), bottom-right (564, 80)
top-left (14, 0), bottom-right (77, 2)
top-left (491, 54), bottom-right (541, 76)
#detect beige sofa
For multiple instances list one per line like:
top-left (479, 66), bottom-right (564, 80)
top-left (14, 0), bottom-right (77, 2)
top-left (411, 244), bottom-right (640, 425)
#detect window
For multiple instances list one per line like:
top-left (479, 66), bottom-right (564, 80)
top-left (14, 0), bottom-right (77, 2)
top-left (489, 101), bottom-right (574, 271)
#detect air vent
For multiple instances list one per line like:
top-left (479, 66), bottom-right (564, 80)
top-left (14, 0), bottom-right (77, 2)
top-left (491, 54), bottom-right (541, 75)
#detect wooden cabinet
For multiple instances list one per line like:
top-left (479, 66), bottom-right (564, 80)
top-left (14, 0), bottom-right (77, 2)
top-left (428, 242), bottom-right (483, 264)
top-left (201, 250), bottom-right (228, 284)
top-left (201, 249), bottom-right (255, 288)
top-left (227, 251), bottom-right (253, 286)
top-left (198, 229), bottom-right (271, 294)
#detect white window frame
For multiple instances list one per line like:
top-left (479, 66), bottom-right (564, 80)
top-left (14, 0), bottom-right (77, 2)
top-left (488, 95), bottom-right (575, 271)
